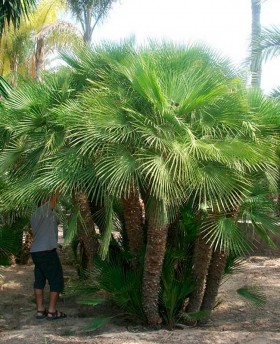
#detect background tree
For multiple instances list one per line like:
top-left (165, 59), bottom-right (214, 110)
top-left (0, 0), bottom-right (37, 36)
top-left (259, 26), bottom-right (280, 63)
top-left (250, 0), bottom-right (262, 88)
top-left (0, 0), bottom-right (81, 83)
top-left (65, 0), bottom-right (117, 44)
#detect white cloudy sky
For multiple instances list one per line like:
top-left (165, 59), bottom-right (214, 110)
top-left (72, 0), bottom-right (280, 92)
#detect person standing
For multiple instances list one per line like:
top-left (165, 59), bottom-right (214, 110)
top-left (30, 193), bottom-right (66, 320)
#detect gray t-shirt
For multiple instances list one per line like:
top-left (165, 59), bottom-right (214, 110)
top-left (30, 202), bottom-right (58, 253)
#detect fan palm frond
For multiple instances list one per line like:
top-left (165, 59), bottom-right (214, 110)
top-left (0, 76), bottom-right (13, 99)
top-left (237, 285), bottom-right (266, 308)
top-left (202, 215), bottom-right (251, 256)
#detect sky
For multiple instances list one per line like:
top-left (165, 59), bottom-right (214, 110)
top-left (80, 0), bottom-right (280, 93)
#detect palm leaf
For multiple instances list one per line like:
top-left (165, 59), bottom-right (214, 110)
top-left (260, 26), bottom-right (280, 62)
top-left (0, 76), bottom-right (13, 99)
top-left (179, 310), bottom-right (211, 321)
top-left (0, 0), bottom-right (37, 34)
top-left (237, 285), bottom-right (266, 308)
top-left (202, 216), bottom-right (251, 256)
top-left (63, 207), bottom-right (80, 246)
top-left (82, 316), bottom-right (113, 332)
top-left (78, 298), bottom-right (106, 306)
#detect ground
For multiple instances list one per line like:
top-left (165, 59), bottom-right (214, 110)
top-left (1, 254), bottom-right (280, 344)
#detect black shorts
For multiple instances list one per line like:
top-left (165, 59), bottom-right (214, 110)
top-left (31, 249), bottom-right (64, 293)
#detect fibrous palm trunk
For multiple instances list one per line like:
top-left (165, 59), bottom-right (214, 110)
top-left (142, 219), bottom-right (168, 325)
top-left (18, 229), bottom-right (33, 264)
top-left (75, 191), bottom-right (99, 273)
top-left (199, 249), bottom-right (228, 323)
top-left (121, 190), bottom-right (144, 268)
top-left (185, 231), bottom-right (212, 317)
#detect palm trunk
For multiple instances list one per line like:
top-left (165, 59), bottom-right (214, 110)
top-left (185, 231), bottom-right (212, 316)
top-left (75, 191), bottom-right (99, 273)
top-left (142, 219), bottom-right (168, 325)
top-left (10, 56), bottom-right (18, 87)
top-left (35, 37), bottom-right (45, 80)
top-left (250, 0), bottom-right (262, 88)
top-left (82, 5), bottom-right (93, 44)
top-left (121, 190), bottom-right (144, 268)
top-left (18, 229), bottom-right (33, 264)
top-left (199, 249), bottom-right (228, 324)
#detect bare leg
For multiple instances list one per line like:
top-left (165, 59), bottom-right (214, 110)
top-left (34, 288), bottom-right (44, 312)
top-left (48, 291), bottom-right (59, 313)
top-left (47, 291), bottom-right (66, 319)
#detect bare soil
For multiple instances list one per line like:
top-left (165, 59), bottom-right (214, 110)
top-left (1, 253), bottom-right (280, 344)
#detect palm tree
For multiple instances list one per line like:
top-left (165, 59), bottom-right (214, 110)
top-left (250, 0), bottom-right (262, 88)
top-left (0, 42), bottom-right (279, 327)
top-left (54, 43), bottom-right (279, 325)
top-left (0, 0), bottom-right (36, 36)
top-left (32, 21), bottom-right (81, 79)
top-left (0, 0), bottom-right (81, 83)
top-left (65, 0), bottom-right (117, 44)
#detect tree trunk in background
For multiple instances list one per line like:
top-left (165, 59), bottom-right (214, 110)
top-left (185, 231), bottom-right (212, 319)
top-left (18, 229), bottom-right (33, 264)
top-left (199, 249), bottom-right (228, 324)
top-left (10, 56), bottom-right (18, 87)
top-left (121, 190), bottom-right (144, 269)
top-left (250, 0), bottom-right (262, 88)
top-left (142, 220), bottom-right (168, 325)
top-left (35, 37), bottom-right (45, 80)
top-left (83, 11), bottom-right (93, 44)
top-left (75, 191), bottom-right (99, 273)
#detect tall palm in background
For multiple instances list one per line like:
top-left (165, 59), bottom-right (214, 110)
top-left (250, 0), bottom-right (262, 88)
top-left (65, 0), bottom-right (117, 44)
top-left (0, 0), bottom-right (82, 83)
top-left (258, 24), bottom-right (280, 97)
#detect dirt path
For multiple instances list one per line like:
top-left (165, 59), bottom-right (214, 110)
top-left (1, 256), bottom-right (280, 343)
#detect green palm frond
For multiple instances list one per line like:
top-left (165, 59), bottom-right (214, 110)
top-left (247, 88), bottom-right (280, 133)
top-left (270, 87), bottom-right (280, 99)
top-left (0, 0), bottom-right (37, 35)
top-left (63, 207), bottom-right (80, 246)
top-left (89, 256), bottom-right (145, 320)
top-left (0, 221), bottom-right (26, 264)
top-left (237, 285), bottom-right (266, 308)
top-left (82, 316), bottom-right (113, 332)
top-left (160, 248), bottom-right (195, 329)
top-left (0, 76), bottom-right (13, 99)
top-left (202, 216), bottom-right (251, 256)
top-left (260, 26), bottom-right (280, 62)
top-left (239, 190), bottom-right (280, 248)
top-left (192, 164), bottom-right (249, 212)
top-left (97, 199), bottom-right (115, 259)
top-left (224, 256), bottom-right (247, 276)
top-left (94, 148), bottom-right (137, 197)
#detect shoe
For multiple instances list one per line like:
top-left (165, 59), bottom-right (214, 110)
top-left (47, 310), bottom-right (67, 321)
top-left (36, 309), bottom-right (47, 319)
